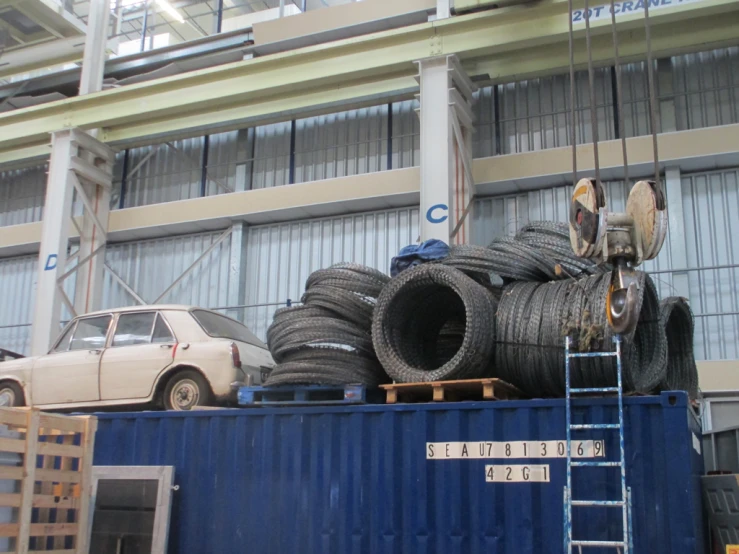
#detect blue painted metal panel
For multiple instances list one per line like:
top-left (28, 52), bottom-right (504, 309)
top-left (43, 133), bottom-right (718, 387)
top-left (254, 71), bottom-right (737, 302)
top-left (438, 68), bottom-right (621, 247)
top-left (93, 392), bottom-right (704, 554)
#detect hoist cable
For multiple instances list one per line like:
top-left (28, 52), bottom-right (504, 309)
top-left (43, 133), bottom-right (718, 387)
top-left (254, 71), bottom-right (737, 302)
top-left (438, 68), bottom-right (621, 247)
top-left (567, 0), bottom-right (577, 184)
top-left (610, 0), bottom-right (629, 186)
top-left (643, 0), bottom-right (661, 184)
top-left (583, 0), bottom-right (601, 188)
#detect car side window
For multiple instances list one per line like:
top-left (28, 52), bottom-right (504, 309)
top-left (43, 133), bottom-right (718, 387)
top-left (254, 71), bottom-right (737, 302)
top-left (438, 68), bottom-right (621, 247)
top-left (151, 314), bottom-right (175, 344)
top-left (113, 312), bottom-right (157, 347)
top-left (53, 323), bottom-right (76, 352)
top-left (69, 316), bottom-right (112, 351)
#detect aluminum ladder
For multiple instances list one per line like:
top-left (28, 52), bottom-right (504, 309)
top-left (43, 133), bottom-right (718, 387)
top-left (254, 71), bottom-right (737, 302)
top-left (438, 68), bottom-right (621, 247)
top-left (563, 335), bottom-right (633, 554)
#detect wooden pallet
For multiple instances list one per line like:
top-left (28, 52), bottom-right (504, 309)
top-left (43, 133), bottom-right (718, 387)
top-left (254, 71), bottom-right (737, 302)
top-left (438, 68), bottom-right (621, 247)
top-left (238, 384), bottom-right (372, 406)
top-left (0, 407), bottom-right (97, 554)
top-left (380, 378), bottom-right (522, 404)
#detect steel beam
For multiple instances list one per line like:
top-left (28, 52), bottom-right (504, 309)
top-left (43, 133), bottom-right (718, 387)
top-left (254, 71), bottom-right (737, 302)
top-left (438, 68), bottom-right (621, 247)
top-left (30, 130), bottom-right (77, 356)
top-left (0, 0), bottom-right (735, 165)
top-left (78, 0), bottom-right (111, 96)
top-left (416, 55), bottom-right (476, 243)
top-left (416, 57), bottom-right (454, 242)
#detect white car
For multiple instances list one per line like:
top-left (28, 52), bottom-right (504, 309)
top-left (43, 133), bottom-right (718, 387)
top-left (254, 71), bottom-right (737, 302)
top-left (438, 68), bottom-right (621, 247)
top-left (0, 305), bottom-right (274, 411)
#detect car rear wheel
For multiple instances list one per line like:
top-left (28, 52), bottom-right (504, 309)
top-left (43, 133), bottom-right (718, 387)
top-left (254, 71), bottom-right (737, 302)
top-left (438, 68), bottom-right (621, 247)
top-left (0, 382), bottom-right (25, 407)
top-left (163, 370), bottom-right (213, 411)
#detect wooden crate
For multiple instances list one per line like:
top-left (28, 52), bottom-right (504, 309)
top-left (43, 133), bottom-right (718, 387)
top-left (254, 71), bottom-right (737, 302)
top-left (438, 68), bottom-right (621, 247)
top-left (380, 378), bottom-right (522, 404)
top-left (0, 408), bottom-right (97, 554)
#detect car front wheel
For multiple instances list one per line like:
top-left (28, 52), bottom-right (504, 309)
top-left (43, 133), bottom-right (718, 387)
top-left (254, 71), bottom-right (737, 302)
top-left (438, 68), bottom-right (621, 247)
top-left (0, 382), bottom-right (25, 407)
top-left (162, 370), bottom-right (214, 411)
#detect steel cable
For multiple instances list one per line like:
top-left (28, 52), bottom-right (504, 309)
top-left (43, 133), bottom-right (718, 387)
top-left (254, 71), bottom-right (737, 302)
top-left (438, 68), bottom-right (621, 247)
top-left (264, 263), bottom-right (390, 386)
top-left (658, 297), bottom-right (699, 399)
top-left (372, 264), bottom-right (499, 382)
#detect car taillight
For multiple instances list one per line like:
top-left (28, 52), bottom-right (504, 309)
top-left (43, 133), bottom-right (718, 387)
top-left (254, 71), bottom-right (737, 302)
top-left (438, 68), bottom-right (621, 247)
top-left (230, 342), bottom-right (241, 369)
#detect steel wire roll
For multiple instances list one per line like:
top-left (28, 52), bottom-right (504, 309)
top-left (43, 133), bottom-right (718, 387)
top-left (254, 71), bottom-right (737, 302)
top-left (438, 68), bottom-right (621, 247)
top-left (494, 272), bottom-right (667, 396)
top-left (372, 264), bottom-right (498, 382)
top-left (264, 263), bottom-right (390, 386)
top-left (658, 297), bottom-right (698, 399)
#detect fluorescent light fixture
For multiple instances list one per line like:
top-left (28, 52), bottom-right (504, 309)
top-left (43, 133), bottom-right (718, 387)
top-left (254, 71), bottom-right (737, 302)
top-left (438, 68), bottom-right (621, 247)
top-left (155, 0), bottom-right (185, 23)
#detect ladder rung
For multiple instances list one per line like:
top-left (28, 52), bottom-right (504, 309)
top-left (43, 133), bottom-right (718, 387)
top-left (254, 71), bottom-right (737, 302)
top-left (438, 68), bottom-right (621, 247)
top-left (567, 352), bottom-right (619, 359)
top-left (570, 423), bottom-right (620, 430)
top-left (572, 540), bottom-right (626, 548)
top-left (571, 500), bottom-right (625, 507)
top-left (569, 387), bottom-right (620, 393)
top-left (571, 461), bottom-right (621, 467)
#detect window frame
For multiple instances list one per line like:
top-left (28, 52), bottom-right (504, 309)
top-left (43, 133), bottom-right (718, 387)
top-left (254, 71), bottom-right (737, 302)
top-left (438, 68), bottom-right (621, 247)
top-left (51, 320), bottom-right (78, 353)
top-left (88, 465), bottom-right (175, 554)
top-left (52, 314), bottom-right (114, 353)
top-left (108, 311), bottom-right (177, 349)
top-left (189, 308), bottom-right (265, 348)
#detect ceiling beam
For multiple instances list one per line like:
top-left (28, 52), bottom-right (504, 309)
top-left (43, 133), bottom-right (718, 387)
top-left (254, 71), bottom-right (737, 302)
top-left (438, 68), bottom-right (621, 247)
top-left (0, 0), bottom-right (737, 165)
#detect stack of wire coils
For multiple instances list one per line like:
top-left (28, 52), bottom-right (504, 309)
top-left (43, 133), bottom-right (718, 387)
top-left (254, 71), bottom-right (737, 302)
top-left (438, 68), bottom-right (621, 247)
top-left (265, 263), bottom-right (390, 386)
top-left (371, 221), bottom-right (696, 399)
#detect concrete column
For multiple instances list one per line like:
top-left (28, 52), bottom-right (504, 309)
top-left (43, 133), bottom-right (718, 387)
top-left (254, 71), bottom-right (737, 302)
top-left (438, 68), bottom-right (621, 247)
top-left (31, 131), bottom-right (77, 355)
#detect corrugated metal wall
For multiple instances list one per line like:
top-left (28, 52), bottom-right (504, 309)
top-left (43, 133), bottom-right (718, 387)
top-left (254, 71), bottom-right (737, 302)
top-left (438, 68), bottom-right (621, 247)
top-left (0, 253), bottom-right (77, 354)
top-left (294, 105), bottom-right (388, 183)
top-left (102, 230), bottom-right (232, 310)
top-left (118, 137), bottom-right (209, 208)
top-left (0, 255), bottom-right (36, 353)
top-left (672, 46), bottom-right (739, 130)
top-left (0, 163), bottom-right (47, 227)
top-left (243, 207), bottom-right (419, 340)
top-left (682, 168), bottom-right (739, 361)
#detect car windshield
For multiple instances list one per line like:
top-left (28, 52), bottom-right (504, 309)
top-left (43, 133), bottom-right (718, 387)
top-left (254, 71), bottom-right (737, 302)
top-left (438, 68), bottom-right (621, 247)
top-left (190, 310), bottom-right (266, 348)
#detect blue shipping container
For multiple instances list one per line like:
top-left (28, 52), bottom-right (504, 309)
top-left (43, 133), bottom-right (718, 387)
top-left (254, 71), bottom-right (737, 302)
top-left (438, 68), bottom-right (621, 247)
top-left (93, 392), bottom-right (704, 554)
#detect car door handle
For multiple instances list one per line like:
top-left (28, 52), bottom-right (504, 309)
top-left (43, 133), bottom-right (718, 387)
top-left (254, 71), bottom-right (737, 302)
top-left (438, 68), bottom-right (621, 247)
top-left (159, 344), bottom-right (174, 349)
top-left (89, 349), bottom-right (102, 355)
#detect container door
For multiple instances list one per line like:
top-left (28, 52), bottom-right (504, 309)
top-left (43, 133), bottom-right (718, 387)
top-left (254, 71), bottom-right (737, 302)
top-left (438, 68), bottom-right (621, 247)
top-left (100, 312), bottom-right (175, 400)
top-left (31, 314), bottom-right (112, 405)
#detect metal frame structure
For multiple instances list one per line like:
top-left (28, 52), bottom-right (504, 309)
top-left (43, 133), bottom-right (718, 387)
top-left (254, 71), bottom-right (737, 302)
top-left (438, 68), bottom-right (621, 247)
top-left (30, 128), bottom-right (114, 355)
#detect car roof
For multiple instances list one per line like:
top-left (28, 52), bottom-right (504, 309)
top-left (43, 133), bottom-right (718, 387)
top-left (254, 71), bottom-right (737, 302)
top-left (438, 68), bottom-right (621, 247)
top-left (81, 305), bottom-right (198, 317)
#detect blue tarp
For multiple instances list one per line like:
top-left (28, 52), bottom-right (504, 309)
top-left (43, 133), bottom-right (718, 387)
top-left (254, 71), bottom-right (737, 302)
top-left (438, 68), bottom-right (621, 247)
top-left (390, 239), bottom-right (450, 277)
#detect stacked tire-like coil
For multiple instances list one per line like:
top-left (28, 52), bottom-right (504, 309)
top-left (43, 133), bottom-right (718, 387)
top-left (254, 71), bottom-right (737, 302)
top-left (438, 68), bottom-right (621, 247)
top-left (264, 263), bottom-right (390, 386)
top-left (370, 221), bottom-right (697, 399)
top-left (372, 264), bottom-right (499, 382)
top-left (658, 297), bottom-right (699, 399)
top-left (263, 221), bottom-right (698, 399)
